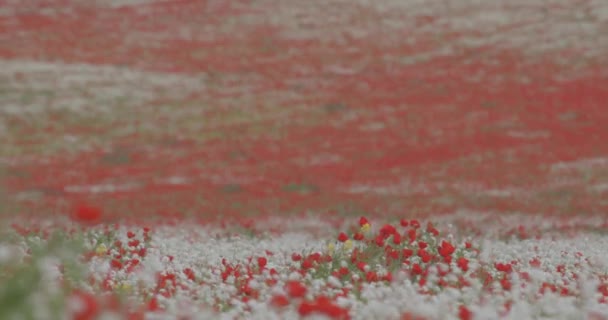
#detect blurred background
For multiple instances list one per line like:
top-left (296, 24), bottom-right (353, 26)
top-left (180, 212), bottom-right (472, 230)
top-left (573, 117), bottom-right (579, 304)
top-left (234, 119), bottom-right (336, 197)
top-left (1, 0), bottom-right (607, 222)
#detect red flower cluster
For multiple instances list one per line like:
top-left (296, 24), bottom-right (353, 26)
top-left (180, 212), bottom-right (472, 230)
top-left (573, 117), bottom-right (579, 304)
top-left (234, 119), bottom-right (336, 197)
top-left (298, 295), bottom-right (349, 320)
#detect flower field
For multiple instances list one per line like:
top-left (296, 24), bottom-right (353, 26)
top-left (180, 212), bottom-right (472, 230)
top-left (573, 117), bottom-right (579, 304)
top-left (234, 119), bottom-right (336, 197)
top-left (1, 0), bottom-right (608, 319)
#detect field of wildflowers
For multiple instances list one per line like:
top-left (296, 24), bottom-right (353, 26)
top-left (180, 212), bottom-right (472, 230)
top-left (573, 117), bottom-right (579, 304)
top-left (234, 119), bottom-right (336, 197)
top-left (1, 0), bottom-right (608, 319)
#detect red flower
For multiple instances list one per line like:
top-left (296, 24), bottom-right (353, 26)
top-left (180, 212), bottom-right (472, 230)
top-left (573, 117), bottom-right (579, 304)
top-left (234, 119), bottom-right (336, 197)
top-left (412, 263), bottom-right (423, 275)
top-left (298, 301), bottom-right (316, 316)
top-left (366, 271), bottom-right (378, 282)
top-left (387, 248), bottom-right (399, 260)
top-left (495, 262), bottom-right (513, 273)
top-left (338, 267), bottom-right (349, 277)
top-left (359, 217), bottom-right (369, 226)
top-left (337, 232), bottom-right (349, 242)
top-left (402, 248), bottom-right (414, 259)
top-left (458, 305), bottom-right (473, 320)
top-left (408, 229), bottom-right (417, 243)
top-left (419, 277), bottom-right (426, 287)
top-left (73, 204), bottom-right (102, 224)
top-left (147, 297), bottom-right (161, 312)
top-left (257, 257), bottom-right (267, 269)
top-left (392, 233), bottom-right (402, 245)
top-left (127, 231), bottom-right (136, 239)
top-left (126, 259), bottom-right (140, 273)
top-left (183, 268), bottom-right (196, 281)
top-left (285, 281), bottom-right (307, 298)
top-left (292, 253), bottom-right (302, 262)
top-left (380, 224), bottom-right (397, 236)
top-left (298, 296), bottom-right (350, 319)
top-left (540, 282), bottom-right (557, 294)
top-left (500, 276), bottom-right (512, 291)
top-left (410, 220), bottom-right (420, 229)
top-left (271, 294), bottom-right (290, 308)
top-left (353, 232), bottom-right (365, 241)
top-left (400, 219), bottom-right (409, 227)
top-left (426, 222), bottom-right (439, 236)
top-left (418, 249), bottom-right (432, 263)
top-left (301, 259), bottom-right (313, 270)
top-left (68, 290), bottom-right (99, 320)
top-left (457, 257), bottom-right (469, 272)
top-left (314, 296), bottom-right (349, 319)
top-left (529, 258), bottom-right (541, 268)
top-left (374, 235), bottom-right (385, 247)
top-left (383, 272), bottom-right (393, 282)
top-left (137, 248), bottom-right (147, 257)
top-left (438, 240), bottom-right (455, 257)
top-left (356, 261), bottom-right (367, 272)
top-left (111, 259), bottom-right (123, 270)
top-left (128, 239), bottom-right (140, 248)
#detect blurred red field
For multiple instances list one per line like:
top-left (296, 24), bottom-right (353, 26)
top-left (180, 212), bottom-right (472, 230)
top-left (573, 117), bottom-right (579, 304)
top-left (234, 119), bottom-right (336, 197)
top-left (1, 0), bottom-right (608, 222)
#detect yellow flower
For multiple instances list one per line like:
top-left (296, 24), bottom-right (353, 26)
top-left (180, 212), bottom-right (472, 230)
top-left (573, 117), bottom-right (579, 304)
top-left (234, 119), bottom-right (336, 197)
top-left (118, 282), bottom-right (132, 292)
top-left (95, 244), bottom-right (108, 255)
top-left (343, 240), bottom-right (353, 251)
top-left (360, 223), bottom-right (371, 234)
top-left (327, 242), bottom-right (336, 255)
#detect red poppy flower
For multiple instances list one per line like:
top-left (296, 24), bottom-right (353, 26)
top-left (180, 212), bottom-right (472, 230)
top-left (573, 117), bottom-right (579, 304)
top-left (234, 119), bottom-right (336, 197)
top-left (495, 262), bottom-right (513, 273)
top-left (412, 263), bottom-right (423, 275)
top-left (392, 233), bottom-right (402, 245)
top-left (410, 220), bottom-right (420, 229)
top-left (137, 248), bottom-right (147, 258)
top-left (297, 301), bottom-right (316, 316)
top-left (426, 222), bottom-right (439, 236)
top-left (73, 204), bottom-right (102, 224)
top-left (366, 271), bottom-right (378, 282)
top-left (257, 257), bottom-right (268, 269)
top-left (418, 249), bottom-right (432, 263)
top-left (183, 268), bottom-right (196, 281)
top-left (500, 277), bottom-right (512, 291)
top-left (375, 235), bottom-right (385, 247)
top-left (408, 229), bottom-right (417, 243)
top-left (271, 294), bottom-right (290, 308)
top-left (338, 267), bottom-right (349, 277)
top-left (147, 297), bottom-right (160, 312)
top-left (457, 257), bottom-right (469, 272)
top-left (458, 305), bottom-right (473, 320)
top-left (359, 217), bottom-right (369, 226)
top-left (285, 281), bottom-right (307, 298)
top-left (68, 290), bottom-right (99, 320)
top-left (128, 240), bottom-right (140, 248)
top-left (111, 259), bottom-right (123, 270)
top-left (438, 240), bottom-right (455, 257)
top-left (402, 248), bottom-right (414, 259)
top-left (529, 257), bottom-right (541, 268)
top-left (380, 224), bottom-right (397, 237)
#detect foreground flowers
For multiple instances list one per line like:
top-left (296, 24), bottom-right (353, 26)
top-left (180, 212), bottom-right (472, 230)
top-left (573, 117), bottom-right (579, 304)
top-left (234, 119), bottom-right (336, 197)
top-left (2, 213), bottom-right (608, 319)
